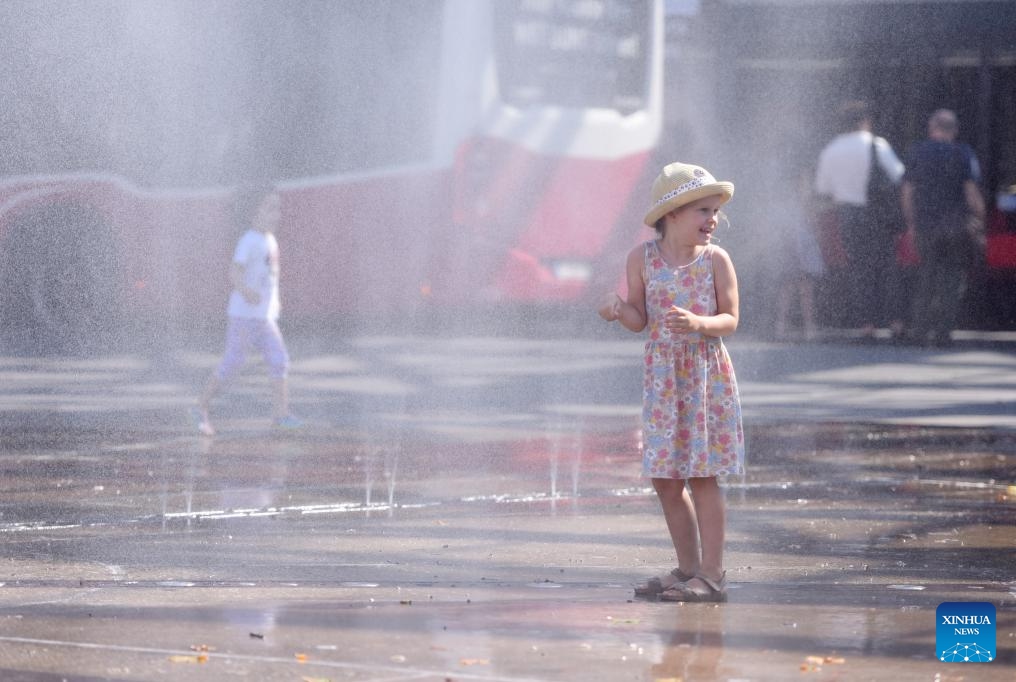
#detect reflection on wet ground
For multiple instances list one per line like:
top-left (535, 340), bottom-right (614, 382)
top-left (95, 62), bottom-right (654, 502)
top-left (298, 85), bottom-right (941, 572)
top-left (0, 335), bottom-right (1013, 680)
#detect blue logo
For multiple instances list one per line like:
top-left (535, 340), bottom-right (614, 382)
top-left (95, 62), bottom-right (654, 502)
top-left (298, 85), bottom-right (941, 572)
top-left (936, 602), bottom-right (995, 663)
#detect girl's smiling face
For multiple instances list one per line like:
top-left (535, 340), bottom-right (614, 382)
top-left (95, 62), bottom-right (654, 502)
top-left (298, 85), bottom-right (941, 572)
top-left (664, 194), bottom-right (725, 244)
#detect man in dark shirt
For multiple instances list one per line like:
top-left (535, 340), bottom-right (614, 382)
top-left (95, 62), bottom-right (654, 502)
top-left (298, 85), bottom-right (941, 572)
top-left (900, 109), bottom-right (985, 346)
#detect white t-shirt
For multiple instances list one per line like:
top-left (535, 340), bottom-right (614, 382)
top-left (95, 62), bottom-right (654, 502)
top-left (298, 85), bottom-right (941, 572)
top-left (815, 130), bottom-right (905, 206)
top-left (226, 229), bottom-right (281, 320)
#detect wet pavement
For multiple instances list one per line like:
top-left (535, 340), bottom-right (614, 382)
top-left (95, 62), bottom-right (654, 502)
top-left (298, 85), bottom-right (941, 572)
top-left (0, 329), bottom-right (1014, 680)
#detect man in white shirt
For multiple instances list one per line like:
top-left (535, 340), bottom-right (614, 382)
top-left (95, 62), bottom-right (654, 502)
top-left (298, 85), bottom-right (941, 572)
top-left (815, 100), bottom-right (905, 336)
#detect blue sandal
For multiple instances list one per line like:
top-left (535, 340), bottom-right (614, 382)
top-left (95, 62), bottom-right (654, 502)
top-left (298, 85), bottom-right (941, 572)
top-left (189, 407), bottom-right (215, 437)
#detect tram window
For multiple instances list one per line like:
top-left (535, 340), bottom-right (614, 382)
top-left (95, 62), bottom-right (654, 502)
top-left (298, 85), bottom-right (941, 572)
top-left (493, 0), bottom-right (650, 114)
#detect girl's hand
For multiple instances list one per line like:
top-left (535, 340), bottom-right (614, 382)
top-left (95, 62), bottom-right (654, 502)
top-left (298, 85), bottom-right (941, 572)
top-left (598, 292), bottom-right (622, 321)
top-left (241, 286), bottom-right (261, 305)
top-left (665, 305), bottom-right (699, 333)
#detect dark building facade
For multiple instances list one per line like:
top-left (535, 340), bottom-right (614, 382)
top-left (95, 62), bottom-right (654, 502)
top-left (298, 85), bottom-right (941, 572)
top-left (667, 0), bottom-right (1016, 330)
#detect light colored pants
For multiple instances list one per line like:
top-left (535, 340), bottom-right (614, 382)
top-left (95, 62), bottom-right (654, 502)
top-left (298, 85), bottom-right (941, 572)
top-left (215, 317), bottom-right (290, 380)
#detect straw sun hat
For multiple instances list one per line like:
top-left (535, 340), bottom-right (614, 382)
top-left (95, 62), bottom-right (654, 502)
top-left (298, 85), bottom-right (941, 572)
top-left (643, 162), bottom-right (735, 227)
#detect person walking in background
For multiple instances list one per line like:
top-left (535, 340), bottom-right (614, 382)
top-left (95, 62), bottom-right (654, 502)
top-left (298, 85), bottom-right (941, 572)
top-left (191, 185), bottom-right (302, 436)
top-left (773, 165), bottom-right (825, 341)
top-left (814, 100), bottom-right (905, 337)
top-left (598, 162), bottom-right (744, 603)
top-left (901, 109), bottom-right (986, 346)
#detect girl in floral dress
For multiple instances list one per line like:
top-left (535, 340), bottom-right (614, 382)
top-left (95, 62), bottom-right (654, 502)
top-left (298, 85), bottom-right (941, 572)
top-left (598, 162), bottom-right (745, 602)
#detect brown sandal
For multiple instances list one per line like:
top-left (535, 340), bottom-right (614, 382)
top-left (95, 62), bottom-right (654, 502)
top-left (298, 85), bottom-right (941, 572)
top-left (659, 571), bottom-right (727, 603)
top-left (633, 567), bottom-right (696, 598)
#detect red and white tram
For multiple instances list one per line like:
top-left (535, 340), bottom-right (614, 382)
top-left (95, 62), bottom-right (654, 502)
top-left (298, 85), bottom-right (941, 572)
top-left (0, 0), bottom-right (664, 348)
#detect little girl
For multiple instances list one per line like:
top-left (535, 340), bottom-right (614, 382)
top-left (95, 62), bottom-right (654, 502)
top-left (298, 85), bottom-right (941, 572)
top-left (599, 162), bottom-right (745, 602)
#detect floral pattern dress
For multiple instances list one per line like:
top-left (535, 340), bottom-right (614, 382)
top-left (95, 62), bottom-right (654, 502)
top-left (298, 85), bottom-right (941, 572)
top-left (641, 240), bottom-right (745, 479)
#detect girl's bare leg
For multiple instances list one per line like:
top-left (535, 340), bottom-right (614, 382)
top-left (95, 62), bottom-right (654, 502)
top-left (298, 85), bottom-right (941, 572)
top-left (271, 377), bottom-right (289, 419)
top-left (192, 374), bottom-right (221, 436)
top-left (652, 477), bottom-right (700, 577)
top-left (686, 476), bottom-right (726, 584)
top-left (198, 375), bottom-right (221, 419)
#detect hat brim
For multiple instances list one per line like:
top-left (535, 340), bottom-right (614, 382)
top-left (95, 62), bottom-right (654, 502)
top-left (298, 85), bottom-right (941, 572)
top-left (643, 182), bottom-right (735, 227)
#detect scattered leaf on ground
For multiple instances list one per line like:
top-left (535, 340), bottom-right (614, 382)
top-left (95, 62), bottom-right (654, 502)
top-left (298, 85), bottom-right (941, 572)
top-left (168, 654), bottom-right (206, 664)
top-left (459, 658), bottom-right (490, 666)
top-left (801, 654), bottom-right (846, 671)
